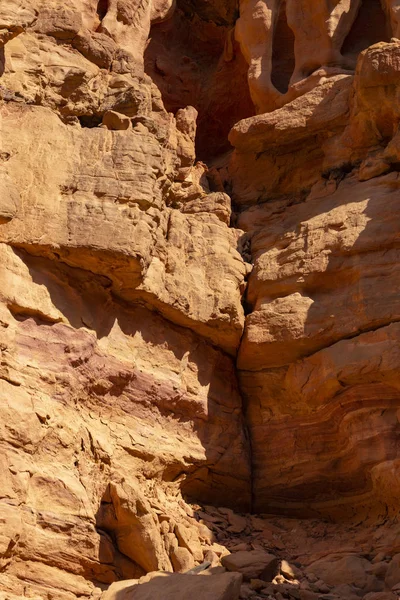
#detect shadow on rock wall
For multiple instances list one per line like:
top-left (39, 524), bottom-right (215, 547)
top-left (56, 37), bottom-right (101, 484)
top-left (239, 171), bottom-right (400, 521)
top-left (14, 247), bottom-right (251, 510)
top-left (144, 5), bottom-right (254, 160)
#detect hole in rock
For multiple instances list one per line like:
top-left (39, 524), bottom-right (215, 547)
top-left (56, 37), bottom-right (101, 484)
top-left (271, 0), bottom-right (295, 94)
top-left (341, 0), bottom-right (390, 61)
top-left (389, 161), bottom-right (400, 171)
top-left (78, 114), bottom-right (103, 128)
top-left (96, 0), bottom-right (109, 22)
top-left (144, 8), bottom-right (254, 161)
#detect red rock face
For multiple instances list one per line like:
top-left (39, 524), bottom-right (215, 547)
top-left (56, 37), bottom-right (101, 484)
top-left (2, 0), bottom-right (400, 598)
top-left (232, 37), bottom-right (400, 519)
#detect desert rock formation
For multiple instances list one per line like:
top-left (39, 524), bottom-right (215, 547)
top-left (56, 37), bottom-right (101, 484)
top-left (1, 0), bottom-right (400, 599)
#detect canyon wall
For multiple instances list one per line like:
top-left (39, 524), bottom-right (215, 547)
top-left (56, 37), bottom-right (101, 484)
top-left (1, 0), bottom-right (400, 598)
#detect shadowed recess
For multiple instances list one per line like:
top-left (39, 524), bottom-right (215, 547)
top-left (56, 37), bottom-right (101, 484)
top-left (271, 0), bottom-right (295, 94)
top-left (341, 0), bottom-right (390, 59)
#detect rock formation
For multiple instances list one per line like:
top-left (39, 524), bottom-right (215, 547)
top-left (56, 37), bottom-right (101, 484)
top-left (1, 0), bottom-right (400, 599)
top-left (232, 36), bottom-right (400, 521)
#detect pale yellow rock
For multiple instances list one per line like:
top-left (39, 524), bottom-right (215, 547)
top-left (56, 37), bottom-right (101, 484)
top-left (102, 579), bottom-right (140, 600)
top-left (0, 0), bottom-right (37, 45)
top-left (97, 482), bottom-right (172, 572)
top-left (170, 547), bottom-right (195, 572)
top-left (3, 2), bottom-right (400, 599)
top-left (175, 523), bottom-right (203, 562)
top-left (102, 109), bottom-right (131, 130)
top-left (0, 103), bottom-right (246, 354)
top-left (0, 173), bottom-right (20, 222)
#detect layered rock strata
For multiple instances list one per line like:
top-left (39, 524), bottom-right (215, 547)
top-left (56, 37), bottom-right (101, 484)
top-left (0, 1), bottom-right (251, 596)
top-left (2, 0), bottom-right (400, 598)
top-left (233, 41), bottom-right (400, 518)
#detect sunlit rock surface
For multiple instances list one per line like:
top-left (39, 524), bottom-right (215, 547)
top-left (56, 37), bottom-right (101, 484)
top-left (2, 1), bottom-right (400, 598)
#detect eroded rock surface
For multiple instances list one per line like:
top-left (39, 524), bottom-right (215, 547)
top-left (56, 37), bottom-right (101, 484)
top-left (234, 40), bottom-right (400, 519)
top-left (0, 0), bottom-right (252, 596)
top-left (2, 0), bottom-right (400, 598)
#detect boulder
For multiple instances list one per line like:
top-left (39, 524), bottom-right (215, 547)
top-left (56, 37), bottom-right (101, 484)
top-left (101, 572), bottom-right (242, 600)
top-left (171, 547), bottom-right (195, 573)
top-left (96, 482), bottom-right (172, 573)
top-left (306, 555), bottom-right (375, 590)
top-left (221, 550), bottom-right (279, 581)
top-left (280, 560), bottom-right (301, 580)
top-left (102, 110), bottom-right (131, 131)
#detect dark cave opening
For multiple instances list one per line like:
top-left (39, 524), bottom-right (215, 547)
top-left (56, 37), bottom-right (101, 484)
top-left (78, 114), bottom-right (103, 128)
top-left (341, 0), bottom-right (390, 60)
top-left (96, 0), bottom-right (109, 22)
top-left (271, 0), bottom-right (295, 94)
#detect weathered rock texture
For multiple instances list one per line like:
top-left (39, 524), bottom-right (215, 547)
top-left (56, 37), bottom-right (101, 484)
top-left (233, 37), bottom-right (400, 520)
top-left (0, 1), bottom-right (251, 597)
top-left (2, 0), bottom-right (400, 598)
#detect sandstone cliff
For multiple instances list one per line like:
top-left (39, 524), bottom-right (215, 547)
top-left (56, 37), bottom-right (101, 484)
top-left (1, 1), bottom-right (400, 599)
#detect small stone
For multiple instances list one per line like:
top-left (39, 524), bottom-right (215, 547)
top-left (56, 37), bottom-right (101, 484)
top-left (196, 522), bottom-right (213, 544)
top-left (392, 582), bottom-right (400, 591)
top-left (367, 561), bottom-right (388, 578)
top-left (160, 520), bottom-right (170, 535)
top-left (249, 579), bottom-right (265, 591)
top-left (230, 543), bottom-right (249, 552)
top-left (211, 543), bottom-right (231, 558)
top-left (316, 580), bottom-right (330, 593)
top-left (372, 552), bottom-right (386, 564)
top-left (280, 559), bottom-right (300, 580)
top-left (204, 549), bottom-right (221, 567)
top-left (164, 532), bottom-right (179, 555)
top-left (240, 584), bottom-right (256, 599)
top-left (229, 514), bottom-right (248, 534)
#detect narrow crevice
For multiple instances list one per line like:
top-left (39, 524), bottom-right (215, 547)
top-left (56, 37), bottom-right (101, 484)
top-left (235, 275), bottom-right (256, 514)
top-left (242, 397), bottom-right (255, 514)
top-left (0, 375), bottom-right (21, 387)
top-left (321, 161), bottom-right (357, 182)
top-left (96, 0), bottom-right (109, 22)
top-left (0, 47), bottom-right (5, 78)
